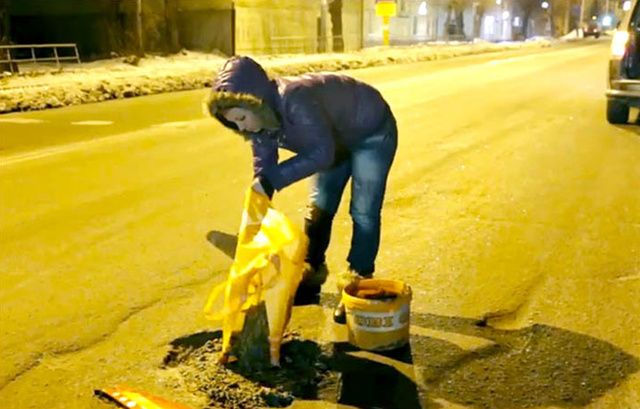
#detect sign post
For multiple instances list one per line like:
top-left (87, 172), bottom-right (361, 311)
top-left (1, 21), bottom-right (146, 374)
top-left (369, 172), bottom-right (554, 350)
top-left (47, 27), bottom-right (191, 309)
top-left (375, 0), bottom-right (397, 46)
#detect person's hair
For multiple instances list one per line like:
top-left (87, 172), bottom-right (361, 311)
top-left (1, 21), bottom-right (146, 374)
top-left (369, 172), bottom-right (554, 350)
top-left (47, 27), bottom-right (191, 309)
top-left (206, 91), bottom-right (280, 134)
top-left (214, 111), bottom-right (240, 132)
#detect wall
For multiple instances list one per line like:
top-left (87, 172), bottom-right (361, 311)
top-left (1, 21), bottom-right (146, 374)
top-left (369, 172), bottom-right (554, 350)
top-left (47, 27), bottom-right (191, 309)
top-left (341, 0), bottom-right (364, 51)
top-left (478, 2), bottom-right (514, 42)
top-left (234, 0), bottom-right (323, 55)
top-left (364, 0), bottom-right (459, 46)
top-left (9, 0), bottom-right (123, 60)
top-left (7, 0), bottom-right (234, 61)
top-left (169, 1), bottom-right (233, 55)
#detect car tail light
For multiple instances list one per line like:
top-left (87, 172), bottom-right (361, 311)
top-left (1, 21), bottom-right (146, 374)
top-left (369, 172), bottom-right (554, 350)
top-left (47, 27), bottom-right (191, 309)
top-left (611, 30), bottom-right (630, 58)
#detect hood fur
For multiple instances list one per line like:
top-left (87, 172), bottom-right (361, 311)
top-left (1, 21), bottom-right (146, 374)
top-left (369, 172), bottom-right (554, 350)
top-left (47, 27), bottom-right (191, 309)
top-left (206, 90), bottom-right (280, 133)
top-left (206, 56), bottom-right (281, 134)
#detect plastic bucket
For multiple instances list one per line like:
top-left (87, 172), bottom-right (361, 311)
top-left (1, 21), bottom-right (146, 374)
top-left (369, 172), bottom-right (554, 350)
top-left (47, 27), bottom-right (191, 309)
top-left (342, 278), bottom-right (412, 351)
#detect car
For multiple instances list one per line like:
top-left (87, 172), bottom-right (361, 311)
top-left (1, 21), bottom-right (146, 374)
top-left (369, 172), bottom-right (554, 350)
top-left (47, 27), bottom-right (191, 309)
top-left (584, 21), bottom-right (602, 38)
top-left (606, 0), bottom-right (640, 124)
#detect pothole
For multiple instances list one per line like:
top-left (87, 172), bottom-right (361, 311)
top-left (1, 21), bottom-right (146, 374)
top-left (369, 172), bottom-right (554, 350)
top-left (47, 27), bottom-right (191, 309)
top-left (161, 331), bottom-right (339, 408)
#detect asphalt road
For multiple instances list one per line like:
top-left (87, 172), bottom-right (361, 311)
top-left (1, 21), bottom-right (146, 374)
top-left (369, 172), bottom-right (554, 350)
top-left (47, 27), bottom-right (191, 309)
top-left (1, 39), bottom-right (639, 409)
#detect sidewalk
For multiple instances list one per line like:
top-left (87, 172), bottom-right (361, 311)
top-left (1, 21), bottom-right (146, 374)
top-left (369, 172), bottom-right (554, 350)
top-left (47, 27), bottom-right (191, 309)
top-left (0, 39), bottom-right (551, 114)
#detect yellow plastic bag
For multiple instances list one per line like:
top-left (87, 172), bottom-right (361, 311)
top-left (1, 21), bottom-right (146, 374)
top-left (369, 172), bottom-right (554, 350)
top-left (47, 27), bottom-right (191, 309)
top-left (203, 188), bottom-right (308, 366)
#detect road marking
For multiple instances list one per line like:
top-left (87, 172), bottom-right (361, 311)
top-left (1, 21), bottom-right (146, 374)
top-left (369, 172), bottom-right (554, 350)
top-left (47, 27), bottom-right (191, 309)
top-left (483, 54), bottom-right (539, 66)
top-left (70, 120), bottom-right (114, 126)
top-left (152, 121), bottom-right (190, 128)
top-left (0, 132), bottom-right (147, 167)
top-left (0, 119), bottom-right (206, 167)
top-left (0, 141), bottom-right (113, 167)
top-left (614, 274), bottom-right (640, 282)
top-left (0, 118), bottom-right (44, 124)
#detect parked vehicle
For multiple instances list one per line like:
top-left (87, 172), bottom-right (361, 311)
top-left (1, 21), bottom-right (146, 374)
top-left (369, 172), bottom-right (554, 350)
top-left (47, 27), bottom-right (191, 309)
top-left (584, 21), bottom-right (602, 38)
top-left (606, 0), bottom-right (640, 124)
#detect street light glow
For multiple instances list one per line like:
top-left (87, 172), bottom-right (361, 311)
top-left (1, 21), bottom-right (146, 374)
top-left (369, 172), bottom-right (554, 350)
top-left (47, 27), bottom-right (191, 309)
top-left (603, 15), bottom-right (613, 27)
top-left (623, 1), bottom-right (631, 11)
top-left (496, 0), bottom-right (502, 5)
top-left (484, 15), bottom-right (495, 35)
top-left (541, 1), bottom-right (549, 9)
top-left (418, 1), bottom-right (427, 16)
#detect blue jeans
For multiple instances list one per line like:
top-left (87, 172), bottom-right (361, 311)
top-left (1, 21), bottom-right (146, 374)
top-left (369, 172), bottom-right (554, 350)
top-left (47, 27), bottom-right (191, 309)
top-left (305, 116), bottom-right (397, 275)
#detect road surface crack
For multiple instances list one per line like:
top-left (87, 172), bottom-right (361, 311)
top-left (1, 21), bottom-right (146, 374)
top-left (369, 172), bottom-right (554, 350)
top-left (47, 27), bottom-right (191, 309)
top-left (482, 273), bottom-right (546, 327)
top-left (0, 272), bottom-right (220, 391)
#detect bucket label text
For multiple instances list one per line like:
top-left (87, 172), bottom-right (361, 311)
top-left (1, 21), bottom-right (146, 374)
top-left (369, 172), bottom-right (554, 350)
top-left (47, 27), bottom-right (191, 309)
top-left (346, 305), bottom-right (410, 332)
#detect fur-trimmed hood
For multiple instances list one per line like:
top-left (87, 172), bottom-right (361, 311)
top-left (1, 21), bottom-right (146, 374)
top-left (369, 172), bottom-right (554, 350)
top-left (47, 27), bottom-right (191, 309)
top-left (206, 56), bottom-right (280, 133)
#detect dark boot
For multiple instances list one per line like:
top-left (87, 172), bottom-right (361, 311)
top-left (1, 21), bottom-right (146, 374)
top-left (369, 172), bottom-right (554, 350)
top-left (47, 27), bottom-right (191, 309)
top-left (294, 205), bottom-right (334, 305)
top-left (294, 262), bottom-right (328, 306)
top-left (304, 205), bottom-right (334, 270)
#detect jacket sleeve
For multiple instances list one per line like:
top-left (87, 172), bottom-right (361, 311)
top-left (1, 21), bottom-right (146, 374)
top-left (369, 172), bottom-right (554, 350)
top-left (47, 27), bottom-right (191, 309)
top-left (262, 91), bottom-right (335, 191)
top-left (251, 132), bottom-right (279, 179)
top-left (249, 132), bottom-right (278, 197)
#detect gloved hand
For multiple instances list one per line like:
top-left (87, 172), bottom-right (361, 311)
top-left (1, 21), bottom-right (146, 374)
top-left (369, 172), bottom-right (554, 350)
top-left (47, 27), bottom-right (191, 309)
top-left (252, 176), bottom-right (274, 199)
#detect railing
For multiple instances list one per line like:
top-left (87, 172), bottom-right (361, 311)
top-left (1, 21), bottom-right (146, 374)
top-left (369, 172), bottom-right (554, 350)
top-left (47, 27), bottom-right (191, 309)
top-left (236, 33), bottom-right (474, 55)
top-left (236, 35), bottom-right (359, 55)
top-left (0, 43), bottom-right (81, 73)
top-left (270, 35), bottom-right (323, 53)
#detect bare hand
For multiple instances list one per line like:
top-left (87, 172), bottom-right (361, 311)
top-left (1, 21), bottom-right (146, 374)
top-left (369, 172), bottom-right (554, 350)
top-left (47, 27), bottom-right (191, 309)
top-left (252, 178), bottom-right (266, 195)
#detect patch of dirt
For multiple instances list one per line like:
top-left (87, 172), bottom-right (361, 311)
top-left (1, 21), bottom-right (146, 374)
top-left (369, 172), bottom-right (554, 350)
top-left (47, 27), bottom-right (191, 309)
top-left (162, 331), bottom-right (339, 409)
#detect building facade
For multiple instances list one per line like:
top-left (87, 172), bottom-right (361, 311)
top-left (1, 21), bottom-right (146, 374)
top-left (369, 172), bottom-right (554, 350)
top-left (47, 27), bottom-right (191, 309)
top-left (2, 0), bottom-right (628, 62)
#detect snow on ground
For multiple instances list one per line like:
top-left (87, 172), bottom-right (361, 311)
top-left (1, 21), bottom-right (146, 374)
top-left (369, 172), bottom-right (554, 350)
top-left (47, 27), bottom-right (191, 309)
top-left (0, 39), bottom-right (551, 114)
top-left (561, 29), bottom-right (584, 40)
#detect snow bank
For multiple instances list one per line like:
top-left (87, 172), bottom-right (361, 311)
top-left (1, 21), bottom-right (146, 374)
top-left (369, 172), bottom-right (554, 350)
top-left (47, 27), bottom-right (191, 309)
top-left (561, 29), bottom-right (583, 40)
top-left (0, 40), bottom-right (550, 114)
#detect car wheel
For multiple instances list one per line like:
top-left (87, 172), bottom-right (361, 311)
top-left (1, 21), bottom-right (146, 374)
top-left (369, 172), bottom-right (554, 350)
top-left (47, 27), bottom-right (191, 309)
top-left (595, 33), bottom-right (600, 39)
top-left (607, 99), bottom-right (629, 124)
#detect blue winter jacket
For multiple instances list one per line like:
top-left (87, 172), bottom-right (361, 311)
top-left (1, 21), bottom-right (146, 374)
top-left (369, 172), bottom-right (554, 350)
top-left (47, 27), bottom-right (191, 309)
top-left (208, 56), bottom-right (394, 193)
